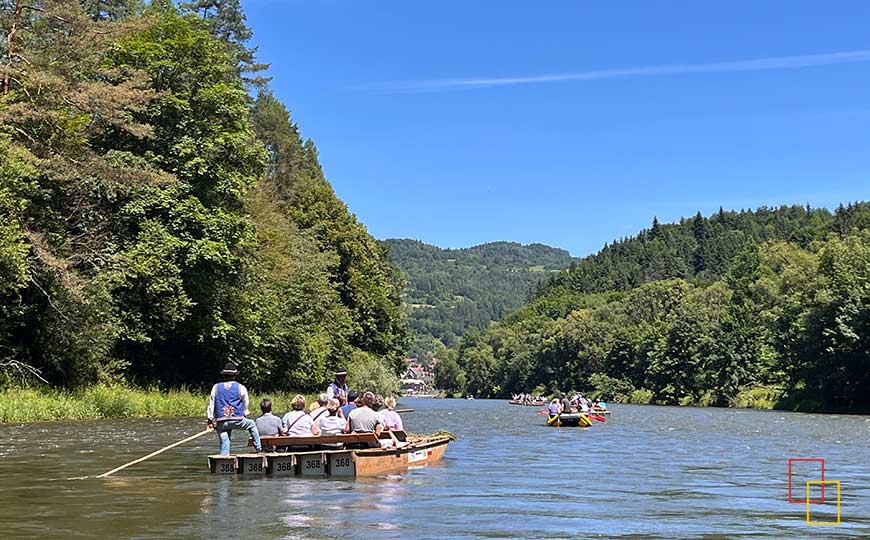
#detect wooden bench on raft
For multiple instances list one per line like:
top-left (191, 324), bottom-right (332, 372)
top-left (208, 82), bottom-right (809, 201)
top-left (249, 430), bottom-right (407, 449)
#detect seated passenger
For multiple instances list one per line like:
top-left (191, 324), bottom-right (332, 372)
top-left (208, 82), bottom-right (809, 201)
top-left (373, 394), bottom-right (385, 420)
top-left (372, 394), bottom-right (395, 448)
top-left (560, 392), bottom-right (574, 414)
top-left (309, 393), bottom-right (330, 425)
top-left (341, 390), bottom-right (360, 419)
top-left (255, 398), bottom-right (286, 437)
top-left (318, 398), bottom-right (346, 449)
top-left (282, 395), bottom-right (321, 437)
top-left (547, 397), bottom-right (561, 420)
top-left (347, 391), bottom-right (382, 447)
top-left (380, 396), bottom-right (404, 431)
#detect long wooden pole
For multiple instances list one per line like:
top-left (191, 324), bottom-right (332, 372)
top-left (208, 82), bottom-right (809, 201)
top-left (96, 428), bottom-right (212, 478)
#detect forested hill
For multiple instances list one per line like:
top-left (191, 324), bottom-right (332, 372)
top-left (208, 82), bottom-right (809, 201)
top-left (0, 0), bottom-right (406, 391)
top-left (382, 239), bottom-right (574, 353)
top-left (538, 204), bottom-right (868, 298)
top-left (438, 203), bottom-right (870, 413)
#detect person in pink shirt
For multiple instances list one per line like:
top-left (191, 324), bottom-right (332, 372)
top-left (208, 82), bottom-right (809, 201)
top-left (380, 396), bottom-right (403, 431)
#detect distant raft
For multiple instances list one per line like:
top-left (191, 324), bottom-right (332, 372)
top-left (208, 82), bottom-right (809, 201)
top-left (546, 413), bottom-right (593, 428)
top-left (509, 400), bottom-right (546, 406)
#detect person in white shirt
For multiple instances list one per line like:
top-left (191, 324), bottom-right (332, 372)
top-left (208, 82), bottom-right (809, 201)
top-left (281, 395), bottom-right (320, 437)
top-left (326, 369), bottom-right (348, 402)
top-left (308, 393), bottom-right (330, 427)
top-left (205, 362), bottom-right (261, 454)
top-left (318, 399), bottom-right (347, 449)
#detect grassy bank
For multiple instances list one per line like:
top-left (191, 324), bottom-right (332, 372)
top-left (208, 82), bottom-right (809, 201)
top-left (0, 385), bottom-right (313, 423)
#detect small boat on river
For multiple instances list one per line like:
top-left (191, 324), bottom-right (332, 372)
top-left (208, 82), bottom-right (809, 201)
top-left (208, 431), bottom-right (451, 478)
top-left (546, 413), bottom-right (593, 427)
top-left (509, 399), bottom-right (546, 406)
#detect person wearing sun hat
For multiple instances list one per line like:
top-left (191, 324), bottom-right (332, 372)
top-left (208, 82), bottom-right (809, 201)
top-left (326, 368), bottom-right (349, 402)
top-left (206, 362), bottom-right (262, 455)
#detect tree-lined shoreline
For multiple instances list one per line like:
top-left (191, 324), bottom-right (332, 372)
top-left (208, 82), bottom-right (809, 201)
top-left (438, 204), bottom-right (870, 414)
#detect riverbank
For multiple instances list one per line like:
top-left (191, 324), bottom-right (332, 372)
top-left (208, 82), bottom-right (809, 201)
top-left (0, 386), bottom-right (311, 423)
top-left (618, 386), bottom-right (783, 409)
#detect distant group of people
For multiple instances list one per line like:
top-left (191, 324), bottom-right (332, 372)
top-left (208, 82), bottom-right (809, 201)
top-left (206, 363), bottom-right (404, 455)
top-left (511, 393), bottom-right (545, 405)
top-left (547, 391), bottom-right (607, 416)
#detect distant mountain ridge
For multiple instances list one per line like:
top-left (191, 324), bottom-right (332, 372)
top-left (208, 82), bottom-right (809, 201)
top-left (382, 239), bottom-right (575, 353)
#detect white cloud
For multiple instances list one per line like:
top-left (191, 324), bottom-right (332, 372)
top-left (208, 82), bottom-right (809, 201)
top-left (366, 50), bottom-right (870, 94)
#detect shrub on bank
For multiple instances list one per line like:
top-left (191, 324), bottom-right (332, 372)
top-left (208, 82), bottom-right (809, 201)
top-left (732, 387), bottom-right (784, 410)
top-left (0, 386), bottom-right (317, 423)
top-left (628, 388), bottom-right (654, 404)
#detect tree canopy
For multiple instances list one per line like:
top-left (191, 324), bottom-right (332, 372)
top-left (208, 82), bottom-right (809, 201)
top-left (0, 0), bottom-right (407, 390)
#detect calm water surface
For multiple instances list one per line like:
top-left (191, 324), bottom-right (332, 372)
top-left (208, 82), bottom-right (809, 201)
top-left (1, 399), bottom-right (869, 539)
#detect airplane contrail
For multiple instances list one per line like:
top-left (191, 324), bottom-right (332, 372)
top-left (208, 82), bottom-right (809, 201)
top-left (365, 49), bottom-right (870, 94)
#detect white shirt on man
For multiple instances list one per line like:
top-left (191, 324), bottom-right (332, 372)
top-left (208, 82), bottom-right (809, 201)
top-left (282, 410), bottom-right (314, 436)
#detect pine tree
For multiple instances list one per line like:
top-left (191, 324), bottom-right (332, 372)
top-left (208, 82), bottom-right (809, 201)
top-left (181, 0), bottom-right (270, 87)
top-left (834, 202), bottom-right (848, 236)
top-left (650, 216), bottom-right (662, 240)
top-left (691, 211), bottom-right (708, 274)
top-left (80, 0), bottom-right (142, 21)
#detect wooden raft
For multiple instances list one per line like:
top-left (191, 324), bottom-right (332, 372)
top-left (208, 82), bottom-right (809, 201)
top-left (207, 431), bottom-right (450, 478)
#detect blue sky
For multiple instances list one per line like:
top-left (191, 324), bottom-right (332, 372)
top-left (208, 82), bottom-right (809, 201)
top-left (244, 1), bottom-right (870, 256)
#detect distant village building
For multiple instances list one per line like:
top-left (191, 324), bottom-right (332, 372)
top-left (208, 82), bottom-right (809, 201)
top-left (400, 357), bottom-right (436, 394)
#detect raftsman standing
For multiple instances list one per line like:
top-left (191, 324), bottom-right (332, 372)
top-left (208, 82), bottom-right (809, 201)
top-left (326, 368), bottom-right (349, 402)
top-left (206, 362), bottom-right (262, 455)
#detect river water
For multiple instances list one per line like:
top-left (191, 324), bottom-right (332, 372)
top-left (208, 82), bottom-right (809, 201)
top-left (1, 398), bottom-right (869, 539)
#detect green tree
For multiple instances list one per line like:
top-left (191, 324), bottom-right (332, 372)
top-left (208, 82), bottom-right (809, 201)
top-left (434, 353), bottom-right (466, 395)
top-left (181, 0), bottom-right (269, 87)
top-left (251, 92), bottom-right (409, 373)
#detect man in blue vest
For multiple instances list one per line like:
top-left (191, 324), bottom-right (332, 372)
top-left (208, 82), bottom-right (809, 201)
top-left (206, 362), bottom-right (262, 455)
top-left (326, 368), bottom-right (348, 403)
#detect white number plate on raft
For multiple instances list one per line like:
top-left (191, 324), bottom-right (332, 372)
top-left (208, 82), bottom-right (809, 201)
top-left (407, 449), bottom-right (429, 463)
top-left (298, 454), bottom-right (325, 476)
top-left (329, 452), bottom-right (355, 477)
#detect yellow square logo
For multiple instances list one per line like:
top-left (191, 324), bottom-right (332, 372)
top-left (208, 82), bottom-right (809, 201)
top-left (805, 480), bottom-right (840, 526)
